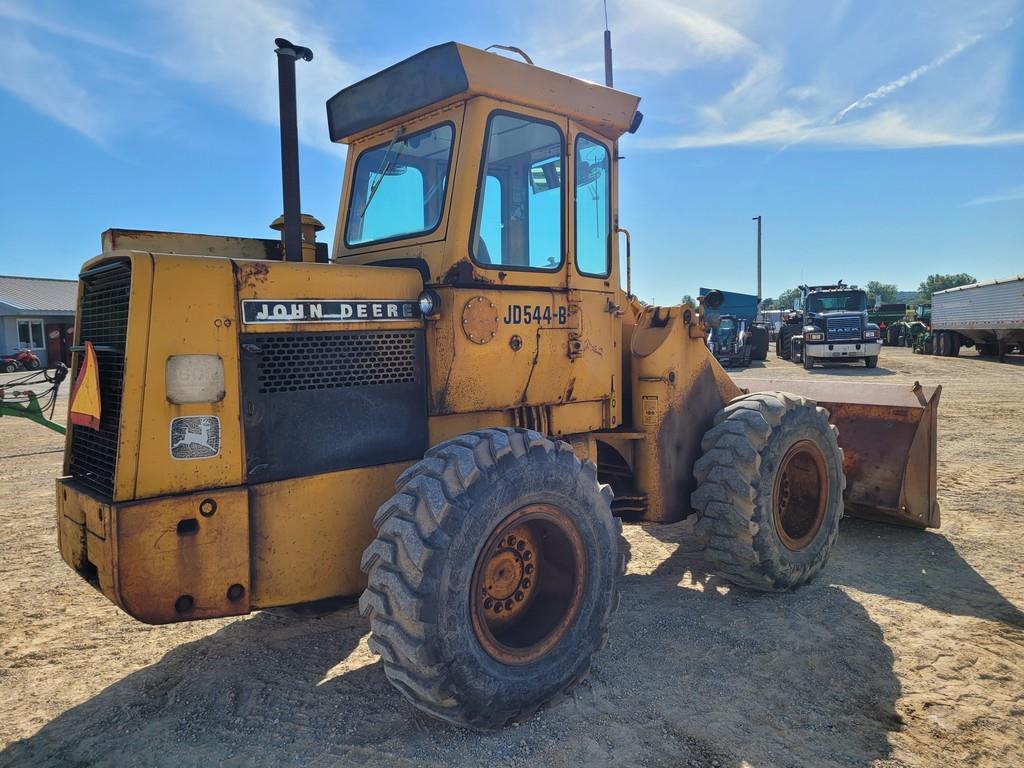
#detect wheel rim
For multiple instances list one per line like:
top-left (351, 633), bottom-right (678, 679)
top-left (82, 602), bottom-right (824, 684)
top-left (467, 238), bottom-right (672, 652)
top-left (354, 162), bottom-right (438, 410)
top-left (772, 440), bottom-right (828, 551)
top-left (470, 504), bottom-right (586, 665)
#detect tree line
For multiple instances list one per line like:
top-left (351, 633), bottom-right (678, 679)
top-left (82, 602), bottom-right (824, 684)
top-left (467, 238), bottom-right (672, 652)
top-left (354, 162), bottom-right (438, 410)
top-left (753, 273), bottom-right (976, 311)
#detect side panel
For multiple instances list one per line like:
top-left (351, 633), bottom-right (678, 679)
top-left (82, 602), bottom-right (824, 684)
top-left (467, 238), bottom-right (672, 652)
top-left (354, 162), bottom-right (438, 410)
top-left (133, 255), bottom-right (245, 499)
top-left (932, 276), bottom-right (1024, 331)
top-left (629, 305), bottom-right (741, 522)
top-left (248, 462), bottom-right (408, 606)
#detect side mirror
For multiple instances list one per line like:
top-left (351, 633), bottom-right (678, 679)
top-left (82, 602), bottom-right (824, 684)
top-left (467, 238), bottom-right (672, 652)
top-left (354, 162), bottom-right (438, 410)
top-left (704, 289), bottom-right (725, 310)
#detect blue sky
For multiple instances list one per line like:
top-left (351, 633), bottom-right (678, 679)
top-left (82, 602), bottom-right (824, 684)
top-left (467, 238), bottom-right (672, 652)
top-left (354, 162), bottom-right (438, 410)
top-left (0, 0), bottom-right (1021, 302)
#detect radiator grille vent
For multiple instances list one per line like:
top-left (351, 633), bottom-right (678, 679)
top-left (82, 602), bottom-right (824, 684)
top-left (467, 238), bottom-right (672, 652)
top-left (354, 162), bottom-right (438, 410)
top-left (826, 316), bottom-right (862, 341)
top-left (254, 331), bottom-right (418, 394)
top-left (68, 259), bottom-right (132, 498)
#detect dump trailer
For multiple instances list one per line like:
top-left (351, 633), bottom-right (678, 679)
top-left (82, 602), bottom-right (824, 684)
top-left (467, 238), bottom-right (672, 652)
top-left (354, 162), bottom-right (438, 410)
top-left (55, 40), bottom-right (941, 730)
top-left (930, 275), bottom-right (1024, 359)
top-left (701, 287), bottom-right (768, 359)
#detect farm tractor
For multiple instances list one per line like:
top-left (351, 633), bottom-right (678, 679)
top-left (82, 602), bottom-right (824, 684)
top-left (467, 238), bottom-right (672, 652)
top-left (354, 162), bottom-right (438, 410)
top-left (54, 40), bottom-right (941, 730)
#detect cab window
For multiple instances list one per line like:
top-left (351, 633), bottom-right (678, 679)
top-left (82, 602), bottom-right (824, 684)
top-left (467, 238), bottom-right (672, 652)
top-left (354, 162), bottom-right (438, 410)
top-left (346, 122), bottom-right (454, 246)
top-left (574, 135), bottom-right (611, 277)
top-left (472, 113), bottom-right (564, 271)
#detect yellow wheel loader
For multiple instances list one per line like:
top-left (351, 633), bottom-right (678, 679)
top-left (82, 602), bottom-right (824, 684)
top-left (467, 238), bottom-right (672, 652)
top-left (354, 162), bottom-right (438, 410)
top-left (56, 39), bottom-right (940, 730)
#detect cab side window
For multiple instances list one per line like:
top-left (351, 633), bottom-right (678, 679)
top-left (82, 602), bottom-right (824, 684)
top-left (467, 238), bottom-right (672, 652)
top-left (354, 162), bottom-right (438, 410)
top-left (574, 135), bottom-right (611, 277)
top-left (472, 113), bottom-right (564, 271)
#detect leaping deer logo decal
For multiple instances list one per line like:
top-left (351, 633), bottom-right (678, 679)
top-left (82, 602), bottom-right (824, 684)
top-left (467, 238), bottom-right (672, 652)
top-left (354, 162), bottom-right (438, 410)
top-left (170, 416), bottom-right (221, 459)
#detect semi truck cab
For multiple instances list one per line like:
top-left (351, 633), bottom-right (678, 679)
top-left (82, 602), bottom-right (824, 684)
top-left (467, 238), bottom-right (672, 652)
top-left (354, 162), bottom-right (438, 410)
top-left (790, 283), bottom-right (881, 368)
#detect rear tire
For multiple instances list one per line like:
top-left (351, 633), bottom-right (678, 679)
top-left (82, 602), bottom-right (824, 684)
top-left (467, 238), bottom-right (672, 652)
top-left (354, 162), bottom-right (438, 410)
top-left (3, 361), bottom-right (18, 373)
top-left (360, 428), bottom-right (623, 730)
top-left (778, 326), bottom-right (798, 360)
top-left (750, 326), bottom-right (770, 361)
top-left (692, 392), bottom-right (845, 591)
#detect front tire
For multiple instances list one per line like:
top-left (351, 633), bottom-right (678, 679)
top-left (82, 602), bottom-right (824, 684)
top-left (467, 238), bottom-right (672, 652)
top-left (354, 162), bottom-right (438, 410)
top-left (802, 351), bottom-right (815, 369)
top-left (865, 355), bottom-right (878, 368)
top-left (692, 392), bottom-right (845, 591)
top-left (360, 428), bottom-right (623, 730)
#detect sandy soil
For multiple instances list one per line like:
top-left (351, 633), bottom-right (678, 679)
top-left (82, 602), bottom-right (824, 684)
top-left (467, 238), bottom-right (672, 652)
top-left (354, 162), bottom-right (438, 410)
top-left (1, 347), bottom-right (1022, 767)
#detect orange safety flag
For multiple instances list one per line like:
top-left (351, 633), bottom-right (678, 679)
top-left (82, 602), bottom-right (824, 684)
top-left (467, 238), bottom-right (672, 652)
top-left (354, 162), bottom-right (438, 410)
top-left (69, 341), bottom-right (102, 430)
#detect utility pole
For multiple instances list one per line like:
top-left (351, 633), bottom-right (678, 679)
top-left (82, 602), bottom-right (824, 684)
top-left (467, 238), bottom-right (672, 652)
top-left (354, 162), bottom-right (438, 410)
top-left (752, 215), bottom-right (762, 304)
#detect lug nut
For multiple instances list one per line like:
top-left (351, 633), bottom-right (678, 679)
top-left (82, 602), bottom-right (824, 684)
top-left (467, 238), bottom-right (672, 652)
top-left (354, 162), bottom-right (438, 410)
top-left (484, 598), bottom-right (493, 609)
top-left (504, 599), bottom-right (514, 610)
top-left (525, 564), bottom-right (534, 574)
top-left (516, 541), bottom-right (525, 551)
top-left (523, 578), bottom-right (531, 588)
top-left (494, 603), bottom-right (503, 613)
top-left (515, 591), bottom-right (524, 601)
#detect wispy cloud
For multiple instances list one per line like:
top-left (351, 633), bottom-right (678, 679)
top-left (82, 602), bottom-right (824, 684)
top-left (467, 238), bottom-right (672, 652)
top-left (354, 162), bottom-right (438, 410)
top-left (0, 0), bottom-right (151, 59)
top-left (146, 0), bottom-right (356, 151)
top-left (0, 32), bottom-right (114, 144)
top-left (626, 2), bottom-right (1022, 151)
top-left (830, 32), bottom-right (987, 125)
top-left (962, 184), bottom-right (1024, 207)
top-left (0, 0), bottom-right (356, 151)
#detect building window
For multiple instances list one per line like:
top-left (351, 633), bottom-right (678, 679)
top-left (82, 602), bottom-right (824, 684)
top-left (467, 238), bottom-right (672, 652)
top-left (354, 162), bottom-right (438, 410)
top-left (18, 320), bottom-right (44, 349)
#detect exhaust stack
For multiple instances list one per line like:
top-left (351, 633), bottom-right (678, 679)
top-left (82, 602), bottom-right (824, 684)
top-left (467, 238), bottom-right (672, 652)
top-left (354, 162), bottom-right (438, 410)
top-left (274, 38), bottom-right (313, 263)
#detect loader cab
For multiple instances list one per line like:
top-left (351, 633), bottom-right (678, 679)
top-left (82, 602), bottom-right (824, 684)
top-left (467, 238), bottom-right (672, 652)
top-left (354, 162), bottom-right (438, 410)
top-left (328, 43), bottom-right (641, 432)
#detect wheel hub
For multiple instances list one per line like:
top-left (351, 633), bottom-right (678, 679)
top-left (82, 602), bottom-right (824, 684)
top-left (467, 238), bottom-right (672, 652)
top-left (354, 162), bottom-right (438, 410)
top-left (470, 504), bottom-right (585, 665)
top-left (772, 439), bottom-right (828, 551)
top-left (480, 525), bottom-right (537, 623)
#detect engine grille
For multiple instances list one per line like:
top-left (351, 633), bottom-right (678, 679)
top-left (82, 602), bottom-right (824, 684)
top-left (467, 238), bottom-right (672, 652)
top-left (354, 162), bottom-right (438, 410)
top-left (240, 329), bottom-right (428, 483)
top-left (826, 316), bottom-right (862, 341)
top-left (253, 331), bottom-right (419, 394)
top-left (67, 260), bottom-right (131, 498)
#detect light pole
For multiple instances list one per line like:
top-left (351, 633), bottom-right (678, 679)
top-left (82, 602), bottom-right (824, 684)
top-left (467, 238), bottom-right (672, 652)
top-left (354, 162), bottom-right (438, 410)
top-left (752, 215), bottom-right (762, 305)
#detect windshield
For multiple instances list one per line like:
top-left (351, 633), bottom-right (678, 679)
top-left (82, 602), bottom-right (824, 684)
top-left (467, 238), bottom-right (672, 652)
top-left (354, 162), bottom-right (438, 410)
top-left (345, 123), bottom-right (454, 246)
top-left (806, 290), bottom-right (867, 314)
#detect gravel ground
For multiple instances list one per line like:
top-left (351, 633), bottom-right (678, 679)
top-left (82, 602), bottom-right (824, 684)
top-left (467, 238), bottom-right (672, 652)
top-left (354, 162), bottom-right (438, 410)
top-left (1, 347), bottom-right (1022, 767)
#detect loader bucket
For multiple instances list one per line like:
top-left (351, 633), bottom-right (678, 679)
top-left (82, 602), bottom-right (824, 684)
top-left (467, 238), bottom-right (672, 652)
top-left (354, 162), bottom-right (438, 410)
top-left (737, 379), bottom-right (941, 529)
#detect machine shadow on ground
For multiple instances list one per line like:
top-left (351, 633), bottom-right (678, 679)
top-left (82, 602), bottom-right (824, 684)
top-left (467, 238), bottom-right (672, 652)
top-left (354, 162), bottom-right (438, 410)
top-left (805, 363), bottom-right (896, 376)
top-left (10, 517), bottom-right (1013, 767)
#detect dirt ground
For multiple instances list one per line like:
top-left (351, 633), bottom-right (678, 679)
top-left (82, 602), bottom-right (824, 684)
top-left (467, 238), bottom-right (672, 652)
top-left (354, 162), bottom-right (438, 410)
top-left (1, 347), bottom-right (1022, 767)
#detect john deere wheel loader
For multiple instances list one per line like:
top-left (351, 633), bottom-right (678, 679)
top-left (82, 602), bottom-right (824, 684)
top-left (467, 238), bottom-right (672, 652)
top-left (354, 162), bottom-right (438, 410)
top-left (56, 39), bottom-right (941, 730)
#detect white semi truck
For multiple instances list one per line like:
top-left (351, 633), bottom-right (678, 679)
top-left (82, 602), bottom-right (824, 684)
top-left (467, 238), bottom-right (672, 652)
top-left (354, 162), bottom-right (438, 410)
top-left (931, 274), bottom-right (1024, 360)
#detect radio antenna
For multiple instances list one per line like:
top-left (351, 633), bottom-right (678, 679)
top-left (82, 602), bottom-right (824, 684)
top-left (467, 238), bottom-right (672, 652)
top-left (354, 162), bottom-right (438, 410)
top-left (603, 0), bottom-right (613, 87)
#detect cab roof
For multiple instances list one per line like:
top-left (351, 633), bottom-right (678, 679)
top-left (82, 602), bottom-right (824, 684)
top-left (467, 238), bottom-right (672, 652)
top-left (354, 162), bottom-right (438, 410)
top-left (326, 42), bottom-right (642, 144)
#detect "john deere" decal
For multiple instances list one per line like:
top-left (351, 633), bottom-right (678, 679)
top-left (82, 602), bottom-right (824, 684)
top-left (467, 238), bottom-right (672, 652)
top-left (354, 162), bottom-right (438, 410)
top-left (242, 300), bottom-right (421, 324)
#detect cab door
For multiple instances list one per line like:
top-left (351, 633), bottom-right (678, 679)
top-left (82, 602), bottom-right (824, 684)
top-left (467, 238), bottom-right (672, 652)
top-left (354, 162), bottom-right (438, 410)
top-left (562, 125), bottom-right (621, 427)
top-left (431, 101), bottom-right (573, 414)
